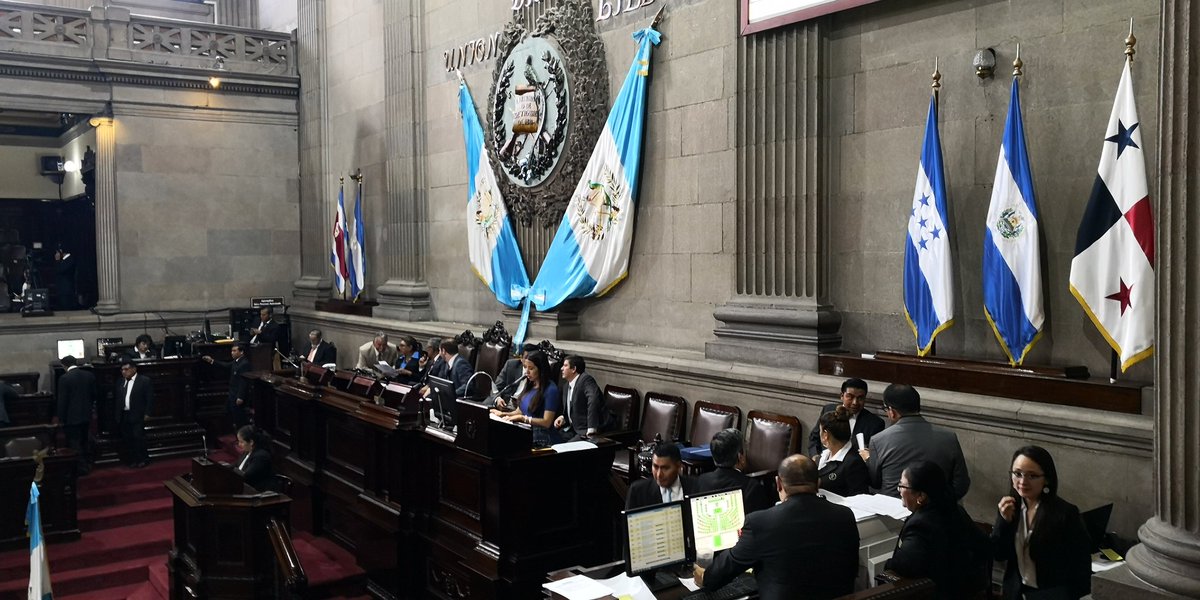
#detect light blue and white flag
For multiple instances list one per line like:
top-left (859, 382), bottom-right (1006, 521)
top-left (349, 181), bottom-right (366, 299)
top-left (27, 482), bottom-right (53, 600)
top-left (903, 94), bottom-right (955, 355)
top-left (518, 27), bottom-right (661, 344)
top-left (983, 78), bottom-right (1043, 365)
top-left (458, 78), bottom-right (530, 311)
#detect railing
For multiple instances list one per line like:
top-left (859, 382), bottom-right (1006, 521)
top-left (0, 0), bottom-right (295, 76)
top-left (266, 517), bottom-right (308, 599)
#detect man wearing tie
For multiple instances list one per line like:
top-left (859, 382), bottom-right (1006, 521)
top-left (625, 444), bottom-right (698, 509)
top-left (203, 343), bottom-right (251, 430)
top-left (249, 307), bottom-right (280, 348)
top-left (55, 355), bottom-right (97, 474)
top-left (303, 329), bottom-right (336, 366)
top-left (118, 359), bottom-right (153, 468)
top-left (553, 355), bottom-right (612, 441)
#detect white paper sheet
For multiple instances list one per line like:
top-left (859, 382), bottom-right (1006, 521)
top-left (542, 575), bottom-right (613, 600)
top-left (552, 440), bottom-right (600, 453)
top-left (597, 572), bottom-right (658, 600)
top-left (678, 577), bottom-right (701, 592)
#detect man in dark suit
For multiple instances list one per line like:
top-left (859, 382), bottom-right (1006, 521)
top-left (860, 384), bottom-right (970, 499)
top-left (697, 428), bottom-right (773, 514)
top-left (807, 377), bottom-right (886, 458)
top-left (117, 359), bottom-right (153, 467)
top-left (55, 355), bottom-right (96, 474)
top-left (626, 444), bottom-right (699, 510)
top-left (53, 245), bottom-right (77, 310)
top-left (494, 343), bottom-right (536, 397)
top-left (695, 455), bottom-right (860, 600)
top-left (203, 343), bottom-right (251, 430)
top-left (124, 333), bottom-right (158, 361)
top-left (301, 329), bottom-right (337, 366)
top-left (554, 355), bottom-right (612, 440)
top-left (249, 307), bottom-right (280, 348)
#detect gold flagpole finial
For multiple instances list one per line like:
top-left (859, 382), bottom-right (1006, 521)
top-left (1125, 18), bottom-right (1137, 63)
top-left (339, 176), bottom-right (345, 184)
top-left (351, 168), bottom-right (363, 183)
top-left (1012, 42), bottom-right (1023, 77)
top-left (932, 56), bottom-right (942, 91)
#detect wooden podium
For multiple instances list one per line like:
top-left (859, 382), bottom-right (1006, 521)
top-left (165, 457), bottom-right (295, 599)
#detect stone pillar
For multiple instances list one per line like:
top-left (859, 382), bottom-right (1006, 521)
top-left (705, 21), bottom-right (840, 370)
top-left (1091, 2), bottom-right (1200, 597)
top-left (90, 114), bottom-right (120, 315)
top-left (292, 0), bottom-right (332, 305)
top-left (374, 0), bottom-right (434, 320)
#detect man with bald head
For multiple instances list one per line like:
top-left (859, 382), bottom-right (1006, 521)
top-left (695, 455), bottom-right (860, 600)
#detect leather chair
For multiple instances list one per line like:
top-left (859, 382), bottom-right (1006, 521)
top-left (640, 393), bottom-right (687, 444)
top-left (455, 330), bottom-right (481, 371)
top-left (475, 342), bottom-right (508, 379)
top-left (272, 474), bottom-right (294, 496)
top-left (603, 385), bottom-right (641, 445)
top-left (743, 410), bottom-right (801, 478)
top-left (687, 401), bottom-right (741, 447)
top-left (4, 436), bottom-right (43, 458)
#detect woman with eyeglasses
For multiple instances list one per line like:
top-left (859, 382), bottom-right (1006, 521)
top-left (885, 461), bottom-right (988, 598)
top-left (992, 446), bottom-right (1092, 600)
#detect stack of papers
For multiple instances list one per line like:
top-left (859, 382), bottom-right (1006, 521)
top-left (551, 440), bottom-right (599, 453)
top-left (542, 572), bottom-right (656, 600)
top-left (819, 490), bottom-right (911, 521)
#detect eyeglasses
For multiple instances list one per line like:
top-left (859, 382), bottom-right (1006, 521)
top-left (1010, 470), bottom-right (1044, 481)
top-left (896, 484), bottom-right (912, 491)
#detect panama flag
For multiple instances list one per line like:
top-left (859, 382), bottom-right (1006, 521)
top-left (1069, 61), bottom-right (1153, 371)
top-left (526, 26), bottom-right (660, 330)
top-left (983, 78), bottom-right (1043, 365)
top-left (903, 95), bottom-right (955, 355)
top-left (458, 78), bottom-right (530, 310)
top-left (329, 184), bottom-right (349, 295)
top-left (349, 182), bottom-right (366, 299)
top-left (27, 482), bottom-right (53, 600)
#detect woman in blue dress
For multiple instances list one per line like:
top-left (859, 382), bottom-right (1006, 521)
top-left (490, 350), bottom-right (562, 446)
top-left (392, 335), bottom-right (421, 384)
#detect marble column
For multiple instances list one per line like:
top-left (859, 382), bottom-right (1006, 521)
top-left (374, 0), bottom-right (434, 320)
top-left (1091, 1), bottom-right (1200, 597)
top-left (90, 114), bottom-right (120, 315)
top-left (705, 21), bottom-right (841, 370)
top-left (292, 0), bottom-right (333, 304)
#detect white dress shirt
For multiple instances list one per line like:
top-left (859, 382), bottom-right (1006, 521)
top-left (660, 477), bottom-right (684, 503)
top-left (818, 443), bottom-right (851, 471)
top-left (123, 374), bottom-right (137, 410)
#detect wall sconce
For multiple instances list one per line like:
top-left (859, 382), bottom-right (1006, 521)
top-left (973, 48), bottom-right (996, 79)
top-left (209, 56), bottom-right (225, 89)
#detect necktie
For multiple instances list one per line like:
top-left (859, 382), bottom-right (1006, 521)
top-left (308, 346), bottom-right (317, 362)
top-left (661, 486), bottom-right (672, 503)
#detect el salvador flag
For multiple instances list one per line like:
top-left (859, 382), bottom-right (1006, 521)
top-left (27, 482), bottom-right (53, 600)
top-left (983, 78), bottom-right (1044, 365)
top-left (903, 95), bottom-right (955, 355)
top-left (349, 182), bottom-right (366, 299)
top-left (458, 79), bottom-right (529, 310)
top-left (525, 27), bottom-right (660, 329)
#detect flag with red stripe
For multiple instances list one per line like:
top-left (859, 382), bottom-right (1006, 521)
top-left (329, 183), bottom-right (350, 294)
top-left (1068, 61), bottom-right (1153, 371)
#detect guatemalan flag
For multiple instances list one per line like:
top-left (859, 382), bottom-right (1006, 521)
top-left (329, 183), bottom-right (349, 295)
top-left (903, 94), bottom-right (955, 355)
top-left (523, 27), bottom-right (660, 340)
top-left (27, 482), bottom-right (53, 600)
top-left (349, 182), bottom-right (366, 299)
top-left (983, 78), bottom-right (1044, 366)
top-left (458, 78), bottom-right (530, 310)
top-left (1068, 61), bottom-right (1154, 371)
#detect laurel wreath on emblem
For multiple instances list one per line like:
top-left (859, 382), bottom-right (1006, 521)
top-left (996, 207), bottom-right (1025, 240)
top-left (574, 167), bottom-right (623, 241)
top-left (473, 182), bottom-right (502, 239)
top-left (491, 51), bottom-right (569, 185)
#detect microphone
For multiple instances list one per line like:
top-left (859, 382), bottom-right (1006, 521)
top-left (273, 347), bottom-right (300, 370)
top-left (499, 374), bottom-right (527, 395)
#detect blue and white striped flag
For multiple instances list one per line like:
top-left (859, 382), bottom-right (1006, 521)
top-left (27, 482), bottom-right (53, 600)
top-left (983, 78), bottom-right (1044, 365)
top-left (519, 27), bottom-right (660, 345)
top-left (349, 181), bottom-right (366, 299)
top-left (458, 78), bottom-right (530, 310)
top-left (903, 95), bottom-right (955, 355)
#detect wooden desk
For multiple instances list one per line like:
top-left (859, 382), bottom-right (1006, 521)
top-left (543, 562), bottom-right (736, 600)
top-left (0, 446), bottom-right (79, 550)
top-left (5, 392), bottom-right (54, 426)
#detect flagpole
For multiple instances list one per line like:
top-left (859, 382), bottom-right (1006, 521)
top-left (352, 168), bottom-right (364, 304)
top-left (339, 176), bottom-right (347, 302)
top-left (1125, 17), bottom-right (1136, 65)
top-left (1012, 42), bottom-right (1022, 78)
top-left (929, 56), bottom-right (941, 359)
top-left (1108, 19), bottom-right (1138, 383)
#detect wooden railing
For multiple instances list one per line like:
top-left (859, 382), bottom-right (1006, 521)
top-left (266, 517), bottom-right (307, 599)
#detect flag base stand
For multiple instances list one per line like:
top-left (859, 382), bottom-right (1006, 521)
top-left (315, 298), bottom-right (376, 317)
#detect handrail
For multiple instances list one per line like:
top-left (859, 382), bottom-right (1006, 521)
top-left (266, 517), bottom-right (308, 598)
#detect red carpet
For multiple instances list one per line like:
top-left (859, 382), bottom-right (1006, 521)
top-left (0, 438), bottom-right (365, 600)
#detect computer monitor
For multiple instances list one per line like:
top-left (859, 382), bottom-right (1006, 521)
top-left (1082, 503), bottom-right (1114, 553)
top-left (687, 488), bottom-right (747, 558)
top-left (96, 337), bottom-right (123, 358)
top-left (622, 500), bottom-right (688, 577)
top-left (57, 339), bottom-right (86, 360)
top-left (426, 374), bottom-right (458, 428)
top-left (162, 335), bottom-right (187, 358)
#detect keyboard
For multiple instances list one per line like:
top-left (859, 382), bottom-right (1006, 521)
top-left (681, 574), bottom-right (758, 600)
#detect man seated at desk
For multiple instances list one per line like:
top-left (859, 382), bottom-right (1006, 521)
top-left (554, 354), bottom-right (612, 441)
top-left (697, 428), bottom-right (773, 514)
top-left (234, 424), bottom-right (277, 493)
top-left (424, 340), bottom-right (472, 397)
top-left (356, 332), bottom-right (399, 374)
top-left (626, 444), bottom-right (698, 509)
top-left (301, 328), bottom-right (337, 367)
top-left (124, 334), bottom-right (158, 361)
top-left (694, 455), bottom-right (860, 600)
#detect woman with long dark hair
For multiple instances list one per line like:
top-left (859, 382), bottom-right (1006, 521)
top-left (489, 350), bottom-right (562, 446)
top-left (885, 461), bottom-right (988, 598)
top-left (235, 424), bottom-right (276, 492)
top-left (992, 445), bottom-right (1091, 600)
top-left (392, 335), bottom-right (421, 384)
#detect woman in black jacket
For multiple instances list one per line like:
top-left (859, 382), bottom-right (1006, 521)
top-left (815, 406), bottom-right (870, 496)
top-left (991, 445), bottom-right (1092, 600)
top-left (885, 461), bottom-right (989, 598)
top-left (235, 425), bottom-right (276, 492)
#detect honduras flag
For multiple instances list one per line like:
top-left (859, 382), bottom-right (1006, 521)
top-left (903, 95), bottom-right (955, 355)
top-left (458, 78), bottom-right (530, 310)
top-left (523, 27), bottom-right (661, 339)
top-left (329, 184), bottom-right (349, 295)
top-left (27, 482), bottom-right (53, 600)
top-left (983, 78), bottom-right (1044, 365)
top-left (349, 181), bottom-right (366, 299)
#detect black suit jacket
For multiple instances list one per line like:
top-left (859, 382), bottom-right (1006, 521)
top-left (625, 475), bottom-right (699, 510)
top-left (56, 366), bottom-right (97, 425)
top-left (251, 320), bottom-right (281, 346)
top-left (817, 449), bottom-right (871, 497)
top-left (696, 466), bottom-right (774, 514)
top-left (807, 403), bottom-right (887, 457)
top-left (447, 355), bottom-right (473, 397)
top-left (237, 447), bottom-right (275, 492)
top-left (304, 341), bottom-right (336, 365)
top-left (886, 505), bottom-right (989, 599)
top-left (118, 374), bottom-right (153, 420)
top-left (563, 372), bottom-right (611, 435)
top-left (991, 497), bottom-right (1092, 600)
top-left (703, 493), bottom-right (860, 600)
top-left (214, 357), bottom-right (251, 403)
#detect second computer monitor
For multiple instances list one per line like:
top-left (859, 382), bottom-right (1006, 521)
top-left (425, 374), bottom-right (457, 427)
top-left (688, 488), bottom-right (746, 557)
